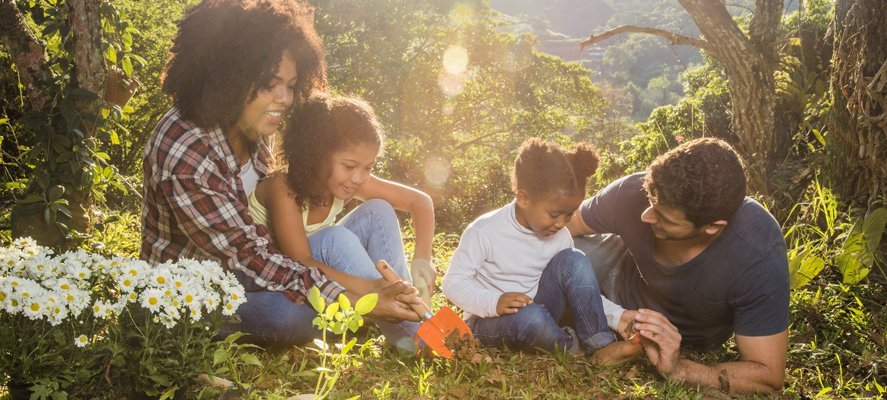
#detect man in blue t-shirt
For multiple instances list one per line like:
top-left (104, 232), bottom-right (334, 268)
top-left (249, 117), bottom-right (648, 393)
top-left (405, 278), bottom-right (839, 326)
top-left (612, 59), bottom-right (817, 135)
top-left (567, 138), bottom-right (789, 394)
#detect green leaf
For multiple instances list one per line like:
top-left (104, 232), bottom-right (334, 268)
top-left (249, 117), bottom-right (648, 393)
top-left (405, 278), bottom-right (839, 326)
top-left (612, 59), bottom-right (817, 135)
top-left (861, 208), bottom-right (887, 255)
top-left (240, 353), bottom-right (262, 367)
top-left (354, 293), bottom-right (378, 315)
top-left (55, 203), bottom-right (73, 219)
top-left (213, 348), bottom-right (229, 365)
top-left (308, 286), bottom-right (325, 313)
top-left (347, 318), bottom-right (361, 333)
top-left (47, 185), bottom-right (65, 201)
top-left (4, 181), bottom-right (26, 190)
top-left (158, 386), bottom-right (179, 400)
top-left (106, 46), bottom-right (117, 63)
top-left (790, 254), bottom-right (825, 289)
top-left (122, 57), bottom-right (133, 78)
top-left (20, 193), bottom-right (44, 204)
top-left (342, 337), bottom-right (357, 354)
top-left (338, 293), bottom-right (352, 311)
top-left (325, 302), bottom-right (340, 320)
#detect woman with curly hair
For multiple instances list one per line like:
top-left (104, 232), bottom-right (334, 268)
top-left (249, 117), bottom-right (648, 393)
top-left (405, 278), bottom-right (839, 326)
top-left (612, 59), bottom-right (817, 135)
top-left (141, 0), bottom-right (420, 349)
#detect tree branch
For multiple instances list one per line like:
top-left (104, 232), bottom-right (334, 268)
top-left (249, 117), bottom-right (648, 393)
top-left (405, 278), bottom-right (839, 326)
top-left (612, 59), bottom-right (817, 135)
top-left (580, 25), bottom-right (711, 53)
top-left (0, 0), bottom-right (55, 112)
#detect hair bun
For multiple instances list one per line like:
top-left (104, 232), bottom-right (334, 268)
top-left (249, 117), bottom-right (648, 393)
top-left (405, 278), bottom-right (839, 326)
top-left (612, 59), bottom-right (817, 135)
top-left (568, 143), bottom-right (599, 180)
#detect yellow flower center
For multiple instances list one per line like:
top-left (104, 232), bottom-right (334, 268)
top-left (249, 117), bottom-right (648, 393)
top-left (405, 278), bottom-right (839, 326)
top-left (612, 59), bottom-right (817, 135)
top-left (149, 297), bottom-right (158, 306)
top-left (30, 303), bottom-right (40, 312)
top-left (185, 294), bottom-right (193, 303)
top-left (156, 277), bottom-right (166, 284)
top-left (60, 284), bottom-right (70, 290)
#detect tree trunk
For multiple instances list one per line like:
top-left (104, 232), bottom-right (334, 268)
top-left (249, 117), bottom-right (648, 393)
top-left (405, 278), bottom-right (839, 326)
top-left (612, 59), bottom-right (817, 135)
top-left (4, 0), bottom-right (105, 249)
top-left (678, 0), bottom-right (782, 196)
top-left (829, 0), bottom-right (887, 207)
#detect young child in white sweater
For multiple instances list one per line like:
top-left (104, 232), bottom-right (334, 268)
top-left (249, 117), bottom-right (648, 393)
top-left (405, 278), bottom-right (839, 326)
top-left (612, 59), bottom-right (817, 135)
top-left (442, 138), bottom-right (639, 363)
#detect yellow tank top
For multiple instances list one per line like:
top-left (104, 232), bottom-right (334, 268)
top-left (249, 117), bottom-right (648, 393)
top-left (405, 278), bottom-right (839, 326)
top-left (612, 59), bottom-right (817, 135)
top-left (248, 190), bottom-right (345, 235)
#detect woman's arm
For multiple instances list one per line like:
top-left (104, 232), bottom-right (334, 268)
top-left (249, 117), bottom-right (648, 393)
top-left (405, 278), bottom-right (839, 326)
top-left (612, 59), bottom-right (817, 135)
top-left (261, 175), bottom-right (380, 295)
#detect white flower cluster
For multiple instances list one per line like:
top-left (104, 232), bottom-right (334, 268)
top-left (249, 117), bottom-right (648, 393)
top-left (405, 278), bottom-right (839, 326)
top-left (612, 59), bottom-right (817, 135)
top-left (0, 237), bottom-right (246, 333)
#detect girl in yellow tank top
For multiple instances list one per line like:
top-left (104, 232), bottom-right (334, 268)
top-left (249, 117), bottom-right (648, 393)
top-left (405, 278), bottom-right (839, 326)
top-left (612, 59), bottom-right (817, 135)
top-left (249, 95), bottom-right (438, 304)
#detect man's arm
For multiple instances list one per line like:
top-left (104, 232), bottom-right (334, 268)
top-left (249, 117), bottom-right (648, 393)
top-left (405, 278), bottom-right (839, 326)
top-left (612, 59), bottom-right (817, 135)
top-left (633, 309), bottom-right (787, 394)
top-left (566, 208), bottom-right (597, 236)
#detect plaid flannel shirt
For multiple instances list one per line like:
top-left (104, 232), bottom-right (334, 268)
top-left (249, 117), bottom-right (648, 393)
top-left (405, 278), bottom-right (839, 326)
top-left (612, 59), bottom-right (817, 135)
top-left (141, 108), bottom-right (344, 302)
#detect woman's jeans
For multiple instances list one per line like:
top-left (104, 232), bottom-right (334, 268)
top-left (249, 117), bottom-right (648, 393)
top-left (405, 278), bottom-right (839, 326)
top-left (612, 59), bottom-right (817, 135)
top-left (466, 248), bottom-right (616, 355)
top-left (223, 199), bottom-right (420, 352)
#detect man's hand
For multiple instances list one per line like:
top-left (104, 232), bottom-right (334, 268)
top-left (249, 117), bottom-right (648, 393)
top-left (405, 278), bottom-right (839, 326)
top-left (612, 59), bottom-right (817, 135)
top-left (496, 292), bottom-right (532, 316)
top-left (366, 281), bottom-right (422, 323)
top-left (634, 308), bottom-right (682, 377)
top-left (617, 309), bottom-right (641, 343)
top-left (410, 258), bottom-right (436, 306)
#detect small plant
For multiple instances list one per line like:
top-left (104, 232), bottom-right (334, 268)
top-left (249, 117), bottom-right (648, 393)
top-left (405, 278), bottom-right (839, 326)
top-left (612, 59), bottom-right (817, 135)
top-left (307, 286), bottom-right (377, 400)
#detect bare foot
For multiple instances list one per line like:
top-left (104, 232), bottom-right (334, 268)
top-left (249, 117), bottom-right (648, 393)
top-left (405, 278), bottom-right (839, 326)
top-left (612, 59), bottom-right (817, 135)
top-left (590, 340), bottom-right (644, 366)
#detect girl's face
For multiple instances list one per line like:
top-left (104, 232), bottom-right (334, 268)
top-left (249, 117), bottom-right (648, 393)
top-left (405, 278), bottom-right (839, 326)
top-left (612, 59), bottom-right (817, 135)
top-left (515, 190), bottom-right (584, 237)
top-left (326, 142), bottom-right (380, 200)
top-left (235, 51), bottom-right (297, 141)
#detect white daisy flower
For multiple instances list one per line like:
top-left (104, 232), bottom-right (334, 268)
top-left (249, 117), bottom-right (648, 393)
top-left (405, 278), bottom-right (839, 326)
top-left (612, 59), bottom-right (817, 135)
top-left (74, 334), bottom-right (89, 348)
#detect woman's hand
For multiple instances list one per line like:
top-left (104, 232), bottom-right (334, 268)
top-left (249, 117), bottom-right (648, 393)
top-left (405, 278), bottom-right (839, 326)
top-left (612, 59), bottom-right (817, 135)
top-left (496, 292), bottom-right (532, 316)
top-left (366, 280), bottom-right (422, 323)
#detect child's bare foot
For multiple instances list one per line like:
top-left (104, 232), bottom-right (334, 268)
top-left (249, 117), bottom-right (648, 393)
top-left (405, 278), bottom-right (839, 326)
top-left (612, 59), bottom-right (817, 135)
top-left (590, 339), bottom-right (644, 366)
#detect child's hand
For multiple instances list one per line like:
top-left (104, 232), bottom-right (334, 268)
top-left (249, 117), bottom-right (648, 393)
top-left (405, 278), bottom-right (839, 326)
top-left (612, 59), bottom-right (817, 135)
top-left (410, 258), bottom-right (436, 306)
top-left (496, 292), bottom-right (532, 316)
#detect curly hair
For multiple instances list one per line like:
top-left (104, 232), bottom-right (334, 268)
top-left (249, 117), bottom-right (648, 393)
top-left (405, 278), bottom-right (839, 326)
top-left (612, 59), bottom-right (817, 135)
top-left (511, 138), bottom-right (600, 200)
top-left (644, 138), bottom-right (747, 227)
top-left (278, 94), bottom-right (384, 208)
top-left (161, 0), bottom-right (326, 130)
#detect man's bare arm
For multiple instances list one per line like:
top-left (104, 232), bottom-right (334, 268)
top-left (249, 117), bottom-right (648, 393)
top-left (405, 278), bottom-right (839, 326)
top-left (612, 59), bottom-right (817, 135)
top-left (566, 208), bottom-right (597, 236)
top-left (634, 309), bottom-right (787, 394)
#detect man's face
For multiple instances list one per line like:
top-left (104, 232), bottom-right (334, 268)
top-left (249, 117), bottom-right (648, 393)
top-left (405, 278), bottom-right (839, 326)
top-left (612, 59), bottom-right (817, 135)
top-left (640, 198), bottom-right (705, 241)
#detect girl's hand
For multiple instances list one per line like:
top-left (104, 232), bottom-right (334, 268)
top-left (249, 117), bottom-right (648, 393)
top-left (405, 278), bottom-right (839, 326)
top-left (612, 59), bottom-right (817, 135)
top-left (496, 292), bottom-right (532, 316)
top-left (410, 258), bottom-right (436, 305)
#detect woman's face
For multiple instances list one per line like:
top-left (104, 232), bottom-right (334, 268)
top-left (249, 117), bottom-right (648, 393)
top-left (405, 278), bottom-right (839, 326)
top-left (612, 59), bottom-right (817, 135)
top-left (235, 51), bottom-right (298, 141)
top-left (326, 143), bottom-right (380, 200)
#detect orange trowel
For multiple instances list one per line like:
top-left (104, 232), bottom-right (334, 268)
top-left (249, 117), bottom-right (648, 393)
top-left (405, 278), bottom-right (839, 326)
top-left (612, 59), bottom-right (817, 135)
top-left (375, 260), bottom-right (472, 359)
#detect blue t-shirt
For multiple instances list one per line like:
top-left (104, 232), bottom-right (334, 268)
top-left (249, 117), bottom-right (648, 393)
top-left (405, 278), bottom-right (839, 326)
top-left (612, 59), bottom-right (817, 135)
top-left (580, 173), bottom-right (789, 349)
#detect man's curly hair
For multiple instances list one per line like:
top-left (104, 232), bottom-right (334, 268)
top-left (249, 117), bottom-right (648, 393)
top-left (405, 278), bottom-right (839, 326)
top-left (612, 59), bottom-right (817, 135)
top-left (161, 0), bottom-right (326, 130)
top-left (277, 94), bottom-right (384, 209)
top-left (644, 138), bottom-right (747, 227)
top-left (512, 138), bottom-right (599, 200)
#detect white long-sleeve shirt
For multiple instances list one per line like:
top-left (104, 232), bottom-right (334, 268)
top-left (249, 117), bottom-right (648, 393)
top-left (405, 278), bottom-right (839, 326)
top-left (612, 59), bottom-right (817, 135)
top-left (442, 201), bottom-right (625, 327)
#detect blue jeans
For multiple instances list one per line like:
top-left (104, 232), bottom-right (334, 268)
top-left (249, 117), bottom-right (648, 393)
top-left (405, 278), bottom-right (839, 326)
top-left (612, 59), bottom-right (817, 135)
top-left (223, 199), bottom-right (420, 352)
top-left (467, 248), bottom-right (616, 354)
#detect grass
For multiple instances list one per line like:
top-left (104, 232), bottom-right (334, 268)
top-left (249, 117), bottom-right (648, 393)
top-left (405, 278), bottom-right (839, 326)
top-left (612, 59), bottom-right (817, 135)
top-left (2, 209), bottom-right (885, 399)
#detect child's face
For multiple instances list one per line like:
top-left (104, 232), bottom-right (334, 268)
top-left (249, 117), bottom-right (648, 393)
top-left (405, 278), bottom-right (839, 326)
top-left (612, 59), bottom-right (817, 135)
top-left (515, 190), bottom-right (584, 237)
top-left (326, 142), bottom-right (380, 200)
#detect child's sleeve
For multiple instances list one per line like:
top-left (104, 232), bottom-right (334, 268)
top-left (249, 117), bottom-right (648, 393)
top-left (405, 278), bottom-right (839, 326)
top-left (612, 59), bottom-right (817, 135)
top-left (441, 226), bottom-right (502, 318)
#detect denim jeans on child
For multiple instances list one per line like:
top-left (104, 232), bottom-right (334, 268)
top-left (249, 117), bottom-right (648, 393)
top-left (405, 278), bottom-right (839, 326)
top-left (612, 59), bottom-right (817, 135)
top-left (466, 248), bottom-right (617, 355)
top-left (222, 199), bottom-right (420, 352)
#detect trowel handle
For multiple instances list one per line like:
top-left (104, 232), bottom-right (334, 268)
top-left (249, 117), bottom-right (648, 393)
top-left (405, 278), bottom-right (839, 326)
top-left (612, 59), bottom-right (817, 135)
top-left (375, 260), bottom-right (433, 319)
